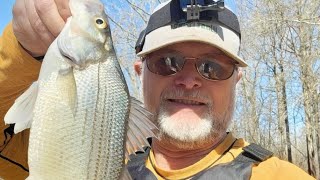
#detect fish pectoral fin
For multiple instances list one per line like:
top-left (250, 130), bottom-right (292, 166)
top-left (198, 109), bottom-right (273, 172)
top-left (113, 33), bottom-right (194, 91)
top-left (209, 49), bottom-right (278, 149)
top-left (4, 82), bottom-right (39, 134)
top-left (56, 70), bottom-right (77, 113)
top-left (126, 97), bottom-right (159, 160)
top-left (119, 167), bottom-right (133, 180)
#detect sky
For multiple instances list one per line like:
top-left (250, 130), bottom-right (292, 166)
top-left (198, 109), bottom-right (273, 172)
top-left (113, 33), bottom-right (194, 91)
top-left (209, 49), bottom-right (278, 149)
top-left (0, 0), bottom-right (15, 34)
top-left (0, 0), bottom-right (237, 34)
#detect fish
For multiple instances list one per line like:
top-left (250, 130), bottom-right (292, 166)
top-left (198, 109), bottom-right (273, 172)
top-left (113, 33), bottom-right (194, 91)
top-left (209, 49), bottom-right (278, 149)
top-left (4, 0), bottom-right (157, 179)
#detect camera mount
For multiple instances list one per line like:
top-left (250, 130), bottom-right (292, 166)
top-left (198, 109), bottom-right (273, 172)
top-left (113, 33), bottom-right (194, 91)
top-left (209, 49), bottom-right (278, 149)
top-left (182, 0), bottom-right (225, 20)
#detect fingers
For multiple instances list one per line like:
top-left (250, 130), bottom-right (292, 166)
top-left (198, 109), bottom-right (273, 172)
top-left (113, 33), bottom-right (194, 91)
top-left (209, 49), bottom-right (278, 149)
top-left (12, 0), bottom-right (33, 38)
top-left (11, 0), bottom-right (71, 57)
top-left (12, 0), bottom-right (48, 56)
top-left (34, 0), bottom-right (66, 37)
top-left (25, 0), bottom-right (55, 47)
top-left (55, 0), bottom-right (71, 21)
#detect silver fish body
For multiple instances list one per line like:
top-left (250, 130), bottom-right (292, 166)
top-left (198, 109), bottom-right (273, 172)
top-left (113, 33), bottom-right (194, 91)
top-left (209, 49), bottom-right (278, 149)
top-left (27, 53), bottom-right (130, 180)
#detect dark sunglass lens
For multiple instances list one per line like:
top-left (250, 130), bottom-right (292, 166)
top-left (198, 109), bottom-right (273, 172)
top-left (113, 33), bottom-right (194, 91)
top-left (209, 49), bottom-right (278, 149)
top-left (147, 56), bottom-right (184, 76)
top-left (197, 60), bottom-right (234, 80)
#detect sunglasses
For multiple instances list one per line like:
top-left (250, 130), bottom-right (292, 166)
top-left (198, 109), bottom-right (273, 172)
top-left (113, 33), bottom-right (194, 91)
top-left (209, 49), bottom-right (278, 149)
top-left (143, 52), bottom-right (238, 81)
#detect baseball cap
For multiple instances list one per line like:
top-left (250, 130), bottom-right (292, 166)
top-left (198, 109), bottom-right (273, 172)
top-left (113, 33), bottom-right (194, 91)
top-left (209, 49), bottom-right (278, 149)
top-left (135, 0), bottom-right (248, 67)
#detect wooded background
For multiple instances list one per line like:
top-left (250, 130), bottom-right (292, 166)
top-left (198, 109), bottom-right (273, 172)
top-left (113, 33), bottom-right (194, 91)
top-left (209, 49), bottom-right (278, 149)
top-left (104, 0), bottom-right (320, 178)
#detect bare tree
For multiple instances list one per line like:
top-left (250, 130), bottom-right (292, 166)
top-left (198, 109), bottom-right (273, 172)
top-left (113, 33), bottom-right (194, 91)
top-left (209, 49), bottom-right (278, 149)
top-left (104, 0), bottom-right (320, 178)
top-left (237, 0), bottom-right (320, 178)
top-left (105, 0), bottom-right (165, 99)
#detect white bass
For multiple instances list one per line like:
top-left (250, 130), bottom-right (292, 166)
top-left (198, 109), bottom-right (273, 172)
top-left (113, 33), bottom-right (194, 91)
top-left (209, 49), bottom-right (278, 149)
top-left (4, 0), bottom-right (157, 179)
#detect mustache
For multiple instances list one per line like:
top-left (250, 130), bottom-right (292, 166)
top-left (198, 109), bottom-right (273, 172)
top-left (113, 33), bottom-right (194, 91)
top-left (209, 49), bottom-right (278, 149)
top-left (160, 88), bottom-right (211, 105)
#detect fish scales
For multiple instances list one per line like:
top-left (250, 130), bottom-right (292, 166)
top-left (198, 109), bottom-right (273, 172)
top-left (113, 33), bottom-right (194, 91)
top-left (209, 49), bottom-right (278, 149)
top-left (78, 55), bottom-right (130, 179)
top-left (28, 70), bottom-right (87, 179)
top-left (73, 63), bottom-right (100, 179)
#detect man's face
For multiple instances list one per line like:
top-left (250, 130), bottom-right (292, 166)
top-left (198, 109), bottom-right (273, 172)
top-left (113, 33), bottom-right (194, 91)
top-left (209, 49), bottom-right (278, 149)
top-left (135, 42), bottom-right (242, 149)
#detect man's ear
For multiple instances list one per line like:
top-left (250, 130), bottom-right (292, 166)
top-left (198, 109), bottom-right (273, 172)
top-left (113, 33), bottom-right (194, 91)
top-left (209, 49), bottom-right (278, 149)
top-left (134, 60), bottom-right (142, 76)
top-left (236, 68), bottom-right (243, 83)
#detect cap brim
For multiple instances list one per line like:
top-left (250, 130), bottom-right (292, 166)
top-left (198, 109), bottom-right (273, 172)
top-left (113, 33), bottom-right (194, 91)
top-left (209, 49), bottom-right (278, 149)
top-left (137, 23), bottom-right (248, 67)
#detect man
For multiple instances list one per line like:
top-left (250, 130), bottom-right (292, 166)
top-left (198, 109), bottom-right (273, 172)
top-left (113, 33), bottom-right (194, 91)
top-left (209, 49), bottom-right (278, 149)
top-left (0, 0), bottom-right (315, 179)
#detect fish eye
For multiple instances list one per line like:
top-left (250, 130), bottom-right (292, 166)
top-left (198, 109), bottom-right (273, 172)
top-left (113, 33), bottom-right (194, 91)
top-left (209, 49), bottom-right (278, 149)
top-left (95, 18), bottom-right (107, 29)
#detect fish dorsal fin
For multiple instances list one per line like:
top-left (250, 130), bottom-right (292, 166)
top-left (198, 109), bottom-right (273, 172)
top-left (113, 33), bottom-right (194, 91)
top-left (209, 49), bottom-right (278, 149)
top-left (4, 82), bottom-right (38, 134)
top-left (125, 97), bottom-right (158, 160)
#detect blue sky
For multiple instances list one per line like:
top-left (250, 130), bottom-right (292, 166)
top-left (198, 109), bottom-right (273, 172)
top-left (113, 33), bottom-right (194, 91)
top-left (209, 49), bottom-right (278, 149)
top-left (1, 0), bottom-right (237, 34)
top-left (0, 0), bottom-right (15, 34)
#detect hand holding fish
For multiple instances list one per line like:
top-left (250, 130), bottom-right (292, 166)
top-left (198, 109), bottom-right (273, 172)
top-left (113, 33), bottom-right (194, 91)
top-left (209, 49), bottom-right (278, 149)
top-left (6, 0), bottom-right (157, 179)
top-left (12, 0), bottom-right (71, 57)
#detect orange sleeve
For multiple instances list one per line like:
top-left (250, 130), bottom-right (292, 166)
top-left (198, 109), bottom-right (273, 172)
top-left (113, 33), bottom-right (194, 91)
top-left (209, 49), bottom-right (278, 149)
top-left (0, 22), bottom-right (41, 180)
top-left (252, 157), bottom-right (315, 180)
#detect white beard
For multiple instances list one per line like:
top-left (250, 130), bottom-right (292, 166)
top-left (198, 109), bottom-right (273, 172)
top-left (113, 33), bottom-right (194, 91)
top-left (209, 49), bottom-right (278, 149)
top-left (155, 88), bottom-right (235, 150)
top-left (158, 105), bottom-right (214, 142)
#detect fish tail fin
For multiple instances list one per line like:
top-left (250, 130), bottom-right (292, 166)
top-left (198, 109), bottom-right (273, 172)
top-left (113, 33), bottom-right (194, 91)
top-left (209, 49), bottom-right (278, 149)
top-left (4, 82), bottom-right (38, 134)
top-left (126, 97), bottom-right (159, 160)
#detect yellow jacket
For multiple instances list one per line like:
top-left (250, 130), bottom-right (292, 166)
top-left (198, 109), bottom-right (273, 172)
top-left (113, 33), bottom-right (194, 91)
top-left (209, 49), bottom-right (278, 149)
top-left (146, 133), bottom-right (315, 180)
top-left (0, 23), bottom-right (315, 180)
top-left (0, 23), bottom-right (40, 180)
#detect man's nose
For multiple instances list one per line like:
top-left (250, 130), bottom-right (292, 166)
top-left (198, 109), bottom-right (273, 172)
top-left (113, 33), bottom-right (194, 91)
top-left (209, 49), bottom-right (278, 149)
top-left (174, 61), bottom-right (202, 89)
